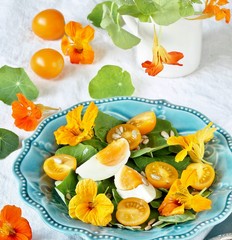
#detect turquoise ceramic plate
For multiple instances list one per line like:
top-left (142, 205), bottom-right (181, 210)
top-left (14, 97), bottom-right (232, 240)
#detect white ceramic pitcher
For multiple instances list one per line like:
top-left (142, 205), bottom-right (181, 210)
top-left (124, 16), bottom-right (202, 78)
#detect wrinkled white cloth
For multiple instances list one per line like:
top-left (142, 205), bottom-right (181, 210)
top-left (0, 0), bottom-right (231, 240)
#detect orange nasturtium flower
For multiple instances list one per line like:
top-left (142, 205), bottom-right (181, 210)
top-left (11, 93), bottom-right (59, 131)
top-left (69, 179), bottom-right (114, 226)
top-left (0, 205), bottom-right (32, 240)
top-left (167, 122), bottom-right (217, 163)
top-left (61, 21), bottom-right (95, 64)
top-left (158, 169), bottom-right (212, 216)
top-left (141, 28), bottom-right (184, 77)
top-left (201, 0), bottom-right (231, 23)
top-left (54, 102), bottom-right (98, 146)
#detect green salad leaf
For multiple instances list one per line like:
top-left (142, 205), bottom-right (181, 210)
top-left (0, 128), bottom-right (19, 159)
top-left (89, 65), bottom-right (135, 99)
top-left (158, 210), bottom-right (196, 223)
top-left (55, 170), bottom-right (79, 205)
top-left (55, 143), bottom-right (97, 166)
top-left (94, 110), bottom-right (124, 142)
top-left (0, 65), bottom-right (39, 105)
top-left (132, 155), bottom-right (190, 175)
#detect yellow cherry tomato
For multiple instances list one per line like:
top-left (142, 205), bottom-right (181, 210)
top-left (145, 161), bottom-right (178, 189)
top-left (106, 123), bottom-right (141, 150)
top-left (127, 111), bottom-right (157, 135)
top-left (30, 48), bottom-right (64, 79)
top-left (116, 197), bottom-right (150, 226)
top-left (43, 154), bottom-right (77, 181)
top-left (186, 163), bottom-right (215, 190)
top-left (32, 9), bottom-right (65, 40)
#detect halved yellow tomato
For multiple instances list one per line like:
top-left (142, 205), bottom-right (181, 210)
top-left (145, 161), bottom-right (178, 189)
top-left (106, 124), bottom-right (141, 150)
top-left (127, 111), bottom-right (156, 135)
top-left (186, 163), bottom-right (215, 190)
top-left (43, 154), bottom-right (77, 180)
top-left (116, 197), bottom-right (150, 226)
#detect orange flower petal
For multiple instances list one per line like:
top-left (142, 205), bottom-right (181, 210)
top-left (166, 52), bottom-right (184, 66)
top-left (65, 21), bottom-right (82, 39)
top-left (61, 35), bottom-right (71, 55)
top-left (141, 60), bottom-right (164, 76)
top-left (81, 25), bottom-right (95, 42)
top-left (0, 205), bottom-right (32, 240)
top-left (11, 93), bottom-right (42, 131)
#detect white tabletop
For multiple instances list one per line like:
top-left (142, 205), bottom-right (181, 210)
top-left (0, 0), bottom-right (232, 240)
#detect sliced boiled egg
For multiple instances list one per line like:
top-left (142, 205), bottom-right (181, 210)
top-left (114, 165), bottom-right (160, 203)
top-left (75, 138), bottom-right (130, 181)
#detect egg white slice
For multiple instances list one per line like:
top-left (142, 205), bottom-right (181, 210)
top-left (116, 181), bottom-right (159, 203)
top-left (75, 138), bottom-right (130, 181)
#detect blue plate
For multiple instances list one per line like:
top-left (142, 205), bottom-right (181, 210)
top-left (14, 97), bottom-right (232, 240)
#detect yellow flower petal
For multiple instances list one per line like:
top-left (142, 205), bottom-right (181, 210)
top-left (175, 149), bottom-right (188, 162)
top-left (191, 194), bottom-right (212, 212)
top-left (75, 179), bottom-right (97, 200)
top-left (69, 195), bottom-right (80, 218)
top-left (180, 169), bottom-right (197, 187)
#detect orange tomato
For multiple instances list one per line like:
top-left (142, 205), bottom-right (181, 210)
top-left (43, 154), bottom-right (77, 181)
top-left (30, 48), bottom-right (64, 79)
top-left (186, 163), bottom-right (215, 190)
top-left (127, 111), bottom-right (157, 135)
top-left (145, 161), bottom-right (178, 189)
top-left (32, 9), bottom-right (65, 40)
top-left (106, 124), bottom-right (141, 150)
top-left (116, 197), bottom-right (150, 226)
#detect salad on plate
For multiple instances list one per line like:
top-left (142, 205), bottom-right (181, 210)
top-left (41, 101), bottom-right (217, 231)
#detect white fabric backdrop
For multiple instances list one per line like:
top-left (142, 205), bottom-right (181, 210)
top-left (0, 0), bottom-right (231, 239)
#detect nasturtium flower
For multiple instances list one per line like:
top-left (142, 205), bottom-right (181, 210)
top-left (0, 205), bottom-right (32, 240)
top-left (167, 122), bottom-right (216, 163)
top-left (142, 29), bottom-right (184, 77)
top-left (203, 0), bottom-right (231, 23)
top-left (158, 169), bottom-right (212, 216)
top-left (54, 102), bottom-right (98, 146)
top-left (61, 21), bottom-right (95, 64)
top-left (68, 179), bottom-right (114, 226)
top-left (11, 93), bottom-right (59, 131)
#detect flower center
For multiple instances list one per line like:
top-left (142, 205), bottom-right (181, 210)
top-left (0, 222), bottom-right (16, 237)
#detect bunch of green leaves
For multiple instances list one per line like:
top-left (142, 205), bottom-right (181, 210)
top-left (88, 0), bottom-right (202, 49)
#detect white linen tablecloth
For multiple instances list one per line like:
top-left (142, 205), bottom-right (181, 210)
top-left (0, 0), bottom-right (231, 239)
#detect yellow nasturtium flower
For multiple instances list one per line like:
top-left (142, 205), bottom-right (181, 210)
top-left (167, 122), bottom-right (217, 163)
top-left (69, 179), bottom-right (114, 226)
top-left (54, 102), bottom-right (98, 146)
top-left (158, 169), bottom-right (212, 216)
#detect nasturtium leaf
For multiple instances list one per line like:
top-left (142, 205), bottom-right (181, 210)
top-left (88, 1), bottom-right (119, 28)
top-left (179, 1), bottom-right (195, 17)
top-left (134, 0), bottom-right (158, 15)
top-left (89, 65), bottom-right (135, 99)
top-left (151, 0), bottom-right (181, 26)
top-left (0, 128), bottom-right (19, 159)
top-left (0, 65), bottom-right (39, 105)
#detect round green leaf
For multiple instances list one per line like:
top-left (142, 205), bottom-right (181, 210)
top-left (0, 65), bottom-right (39, 105)
top-left (88, 65), bottom-right (135, 99)
top-left (0, 128), bottom-right (19, 159)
